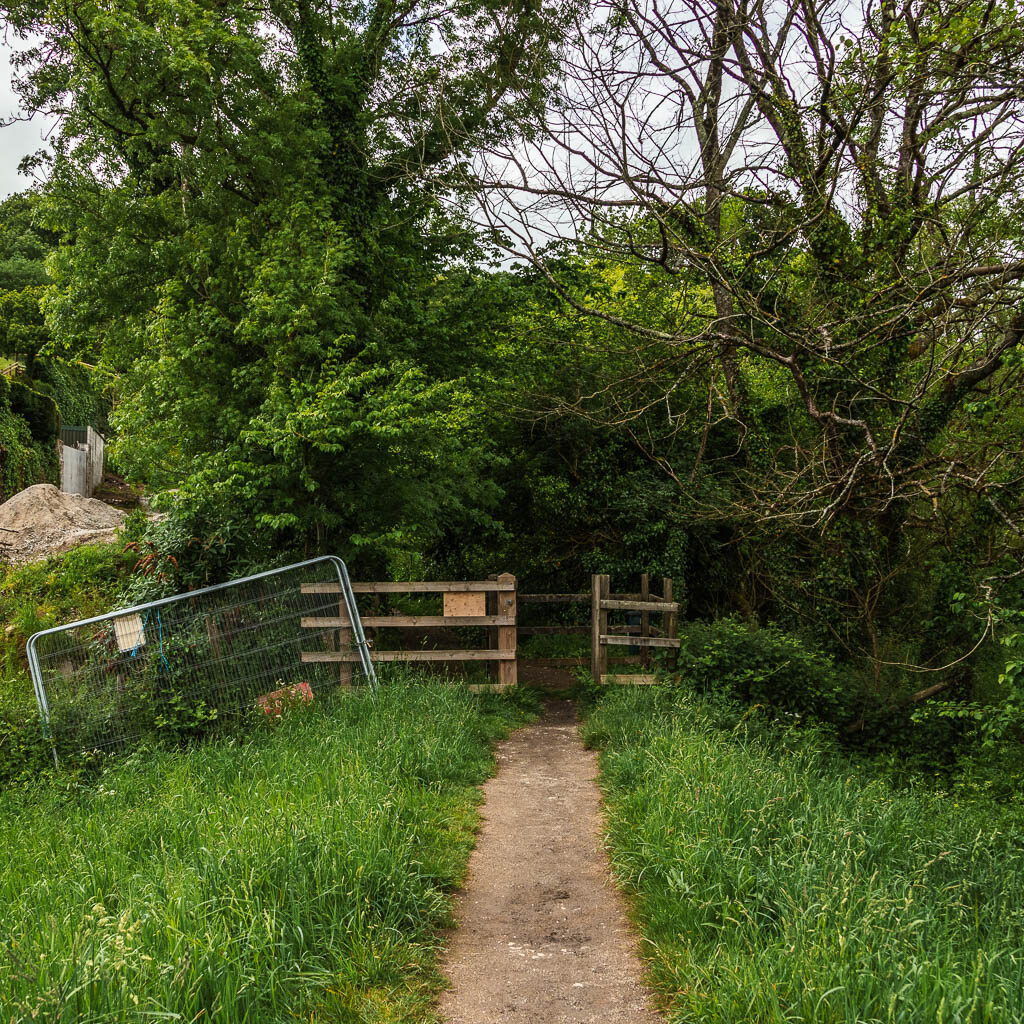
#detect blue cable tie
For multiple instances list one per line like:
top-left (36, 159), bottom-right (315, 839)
top-left (130, 609), bottom-right (152, 658)
top-left (157, 609), bottom-right (171, 672)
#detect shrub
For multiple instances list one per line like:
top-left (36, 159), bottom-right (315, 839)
top-left (0, 375), bottom-right (57, 500)
top-left (0, 543), bottom-right (133, 783)
top-left (674, 617), bottom-right (856, 727)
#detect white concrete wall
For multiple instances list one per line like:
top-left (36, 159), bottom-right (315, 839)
top-left (61, 444), bottom-right (88, 496)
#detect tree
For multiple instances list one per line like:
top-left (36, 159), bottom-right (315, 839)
top-left (0, 192), bottom-right (55, 294)
top-left (2, 0), bottom-right (573, 570)
top-left (473, 0), bottom-right (1024, 678)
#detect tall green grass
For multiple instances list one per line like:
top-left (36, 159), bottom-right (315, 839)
top-left (583, 687), bottom-right (1024, 1024)
top-left (0, 681), bottom-right (530, 1023)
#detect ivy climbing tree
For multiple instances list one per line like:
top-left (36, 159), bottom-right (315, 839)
top-left (474, 0), bottom-right (1024, 681)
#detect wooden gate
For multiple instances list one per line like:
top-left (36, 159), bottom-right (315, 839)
top-left (516, 575), bottom-right (679, 688)
top-left (590, 574), bottom-right (679, 685)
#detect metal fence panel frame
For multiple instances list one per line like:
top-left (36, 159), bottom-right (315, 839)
top-left (27, 555), bottom-right (374, 757)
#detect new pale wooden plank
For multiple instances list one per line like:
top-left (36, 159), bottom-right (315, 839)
top-left (444, 591), bottom-right (488, 617)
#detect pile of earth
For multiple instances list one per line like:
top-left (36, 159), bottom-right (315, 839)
top-left (0, 484), bottom-right (125, 563)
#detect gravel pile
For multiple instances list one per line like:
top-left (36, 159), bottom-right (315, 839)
top-left (0, 483), bottom-right (125, 563)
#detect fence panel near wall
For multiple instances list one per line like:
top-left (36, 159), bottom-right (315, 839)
top-left (300, 575), bottom-right (517, 690)
top-left (60, 444), bottom-right (88, 497)
top-left (86, 427), bottom-right (104, 492)
top-left (28, 556), bottom-right (372, 757)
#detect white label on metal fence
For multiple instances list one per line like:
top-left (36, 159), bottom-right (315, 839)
top-left (113, 613), bottom-right (146, 652)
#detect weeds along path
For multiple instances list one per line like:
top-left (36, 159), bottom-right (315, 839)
top-left (438, 699), bottom-right (661, 1024)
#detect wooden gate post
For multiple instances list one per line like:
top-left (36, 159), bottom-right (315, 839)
top-left (663, 577), bottom-right (677, 666)
top-left (591, 574), bottom-right (609, 682)
top-left (640, 573), bottom-right (650, 668)
top-left (497, 573), bottom-right (517, 688)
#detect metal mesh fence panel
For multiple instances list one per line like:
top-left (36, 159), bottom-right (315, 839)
top-left (27, 556), bottom-right (373, 756)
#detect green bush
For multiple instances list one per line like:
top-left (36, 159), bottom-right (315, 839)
top-left (0, 375), bottom-right (58, 500)
top-left (8, 376), bottom-right (59, 441)
top-left (0, 543), bottom-right (134, 783)
top-left (33, 358), bottom-right (107, 432)
top-left (674, 617), bottom-right (855, 726)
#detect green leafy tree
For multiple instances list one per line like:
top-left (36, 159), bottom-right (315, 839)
top-left (0, 191), bottom-right (104, 427)
top-left (4, 0), bottom-right (573, 570)
top-left (0, 192), bottom-right (56, 366)
top-left (478, 0), bottom-right (1024, 688)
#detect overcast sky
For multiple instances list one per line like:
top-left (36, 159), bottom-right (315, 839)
top-left (1, 41), bottom-right (51, 199)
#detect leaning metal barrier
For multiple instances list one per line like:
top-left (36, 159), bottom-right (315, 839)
top-left (27, 555), bottom-right (374, 757)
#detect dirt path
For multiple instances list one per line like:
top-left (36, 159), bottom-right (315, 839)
top-left (438, 700), bottom-right (662, 1024)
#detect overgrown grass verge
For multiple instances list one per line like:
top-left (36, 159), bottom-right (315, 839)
top-left (0, 543), bottom-right (134, 784)
top-left (582, 687), bottom-right (1024, 1024)
top-left (0, 680), bottom-right (533, 1022)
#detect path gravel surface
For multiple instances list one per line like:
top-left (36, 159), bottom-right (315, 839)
top-left (438, 700), bottom-right (662, 1024)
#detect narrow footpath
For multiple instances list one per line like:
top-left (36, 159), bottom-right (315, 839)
top-left (438, 700), bottom-right (662, 1024)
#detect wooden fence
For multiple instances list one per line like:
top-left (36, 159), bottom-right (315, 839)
top-left (300, 572), bottom-right (678, 691)
top-left (60, 427), bottom-right (105, 497)
top-left (300, 575), bottom-right (517, 690)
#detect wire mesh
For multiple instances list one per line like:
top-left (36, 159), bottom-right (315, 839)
top-left (27, 556), bottom-right (374, 757)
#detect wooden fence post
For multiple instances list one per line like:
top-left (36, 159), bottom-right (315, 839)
top-left (591, 574), bottom-right (609, 683)
top-left (497, 573), bottom-right (517, 688)
top-left (640, 572), bottom-right (650, 668)
top-left (338, 595), bottom-right (353, 689)
top-left (663, 577), bottom-right (677, 666)
top-left (486, 576), bottom-right (498, 683)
